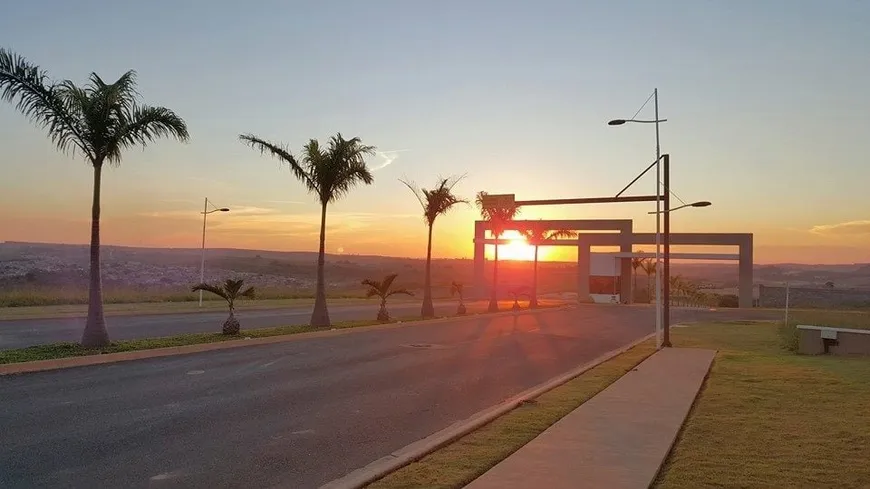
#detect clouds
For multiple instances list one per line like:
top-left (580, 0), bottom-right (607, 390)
top-left (371, 149), bottom-right (409, 171)
top-left (810, 220), bottom-right (870, 235)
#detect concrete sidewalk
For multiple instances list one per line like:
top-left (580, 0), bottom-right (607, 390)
top-left (465, 347), bottom-right (716, 489)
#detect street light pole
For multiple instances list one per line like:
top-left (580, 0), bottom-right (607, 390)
top-left (198, 198), bottom-right (230, 307)
top-left (662, 154), bottom-right (671, 347)
top-left (654, 88), bottom-right (663, 349)
top-left (609, 89), bottom-right (666, 348)
top-left (199, 197), bottom-right (208, 307)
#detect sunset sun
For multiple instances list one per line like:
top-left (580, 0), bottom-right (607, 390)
top-left (487, 230), bottom-right (542, 261)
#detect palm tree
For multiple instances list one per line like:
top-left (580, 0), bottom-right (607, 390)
top-left (0, 49), bottom-right (189, 347)
top-left (519, 224), bottom-right (577, 308)
top-left (640, 258), bottom-right (657, 303)
top-left (400, 175), bottom-right (468, 318)
top-left (450, 281), bottom-right (466, 315)
top-left (191, 279), bottom-right (256, 335)
top-left (475, 191), bottom-right (521, 312)
top-left (362, 273), bottom-right (413, 322)
top-left (631, 250), bottom-right (646, 302)
top-left (507, 286), bottom-right (529, 311)
top-left (240, 133), bottom-right (375, 328)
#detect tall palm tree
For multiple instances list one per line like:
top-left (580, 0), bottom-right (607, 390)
top-left (450, 281), bottom-right (466, 315)
top-left (475, 191), bottom-right (521, 312)
top-left (191, 279), bottom-right (256, 335)
top-left (240, 133), bottom-right (374, 327)
top-left (519, 224), bottom-right (577, 308)
top-left (362, 273), bottom-right (413, 322)
top-left (0, 49), bottom-right (189, 347)
top-left (631, 250), bottom-right (646, 301)
top-left (400, 175), bottom-right (468, 317)
top-left (640, 258), bottom-right (657, 303)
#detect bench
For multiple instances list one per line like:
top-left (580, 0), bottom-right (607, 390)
top-left (796, 325), bottom-right (870, 356)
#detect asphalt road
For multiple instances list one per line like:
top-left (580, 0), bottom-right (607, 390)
top-left (0, 305), bottom-right (778, 489)
top-left (0, 301), bottom-right (464, 350)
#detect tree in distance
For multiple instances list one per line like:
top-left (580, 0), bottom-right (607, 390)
top-left (401, 175), bottom-right (468, 318)
top-left (240, 132), bottom-right (375, 328)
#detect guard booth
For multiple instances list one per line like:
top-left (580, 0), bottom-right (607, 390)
top-left (589, 253), bottom-right (621, 303)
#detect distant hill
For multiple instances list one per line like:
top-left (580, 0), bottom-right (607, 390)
top-left (2, 241), bottom-right (869, 294)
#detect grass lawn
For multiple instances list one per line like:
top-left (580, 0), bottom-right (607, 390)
top-left (654, 320), bottom-right (870, 488)
top-left (366, 341), bottom-right (656, 489)
top-left (0, 318), bottom-right (380, 365)
top-left (0, 300), bottom-right (563, 365)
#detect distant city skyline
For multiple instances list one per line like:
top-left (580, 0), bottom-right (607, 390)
top-left (2, 1), bottom-right (869, 264)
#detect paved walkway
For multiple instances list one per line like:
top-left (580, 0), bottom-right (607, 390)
top-left (465, 347), bottom-right (716, 489)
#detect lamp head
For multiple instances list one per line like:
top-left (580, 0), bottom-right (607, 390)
top-left (219, 208), bottom-right (230, 212)
top-left (690, 201), bottom-right (712, 208)
top-left (607, 119), bottom-right (627, 126)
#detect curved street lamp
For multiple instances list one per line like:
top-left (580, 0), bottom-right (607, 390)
top-left (648, 201), bottom-right (712, 214)
top-left (199, 198), bottom-right (230, 306)
top-left (608, 118), bottom-right (668, 125)
top-left (608, 88), bottom-right (668, 348)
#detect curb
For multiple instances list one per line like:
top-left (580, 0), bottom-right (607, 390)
top-left (316, 331), bottom-right (656, 489)
top-left (0, 304), bottom-right (573, 376)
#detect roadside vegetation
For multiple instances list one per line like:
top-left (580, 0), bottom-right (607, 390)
top-left (0, 319), bottom-right (380, 365)
top-left (0, 300), bottom-right (565, 365)
top-left (362, 273), bottom-right (413, 321)
top-left (656, 319), bottom-right (870, 488)
top-left (191, 279), bottom-right (256, 335)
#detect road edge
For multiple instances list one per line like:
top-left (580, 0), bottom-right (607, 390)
top-left (316, 331), bottom-right (656, 489)
top-left (0, 305), bottom-right (573, 375)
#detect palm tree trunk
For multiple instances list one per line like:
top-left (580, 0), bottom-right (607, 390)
top-left (488, 237), bottom-right (499, 312)
top-left (633, 268), bottom-right (638, 301)
top-left (81, 163), bottom-right (109, 347)
top-left (421, 223), bottom-right (435, 317)
top-left (310, 202), bottom-right (331, 327)
top-left (530, 245), bottom-right (539, 308)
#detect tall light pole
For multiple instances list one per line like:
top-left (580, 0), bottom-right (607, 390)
top-left (609, 88), bottom-right (667, 347)
top-left (199, 197), bottom-right (230, 306)
top-left (648, 158), bottom-right (711, 347)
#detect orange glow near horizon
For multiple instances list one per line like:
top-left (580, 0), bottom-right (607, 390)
top-left (485, 230), bottom-right (551, 261)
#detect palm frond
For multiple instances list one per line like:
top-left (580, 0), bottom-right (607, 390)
top-left (111, 105), bottom-right (188, 164)
top-left (475, 190), bottom-right (521, 237)
top-left (241, 133), bottom-right (317, 193)
top-left (224, 279), bottom-right (245, 297)
top-left (0, 49), bottom-right (91, 160)
top-left (323, 135), bottom-right (375, 204)
top-left (380, 273), bottom-right (398, 294)
top-left (544, 229), bottom-right (578, 241)
top-left (399, 177), bottom-right (426, 211)
top-left (387, 288), bottom-right (413, 298)
top-left (191, 282), bottom-right (229, 301)
top-left (361, 278), bottom-right (383, 298)
top-left (239, 286), bottom-right (256, 299)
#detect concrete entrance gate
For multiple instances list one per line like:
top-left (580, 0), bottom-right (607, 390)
top-left (472, 220), bottom-right (754, 308)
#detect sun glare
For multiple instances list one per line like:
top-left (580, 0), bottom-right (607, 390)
top-left (486, 230), bottom-right (543, 261)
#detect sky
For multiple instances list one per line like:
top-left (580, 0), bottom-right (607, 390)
top-left (1, 0), bottom-right (869, 264)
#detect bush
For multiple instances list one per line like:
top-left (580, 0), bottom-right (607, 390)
top-left (717, 294), bottom-right (739, 308)
top-left (778, 321), bottom-right (799, 352)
